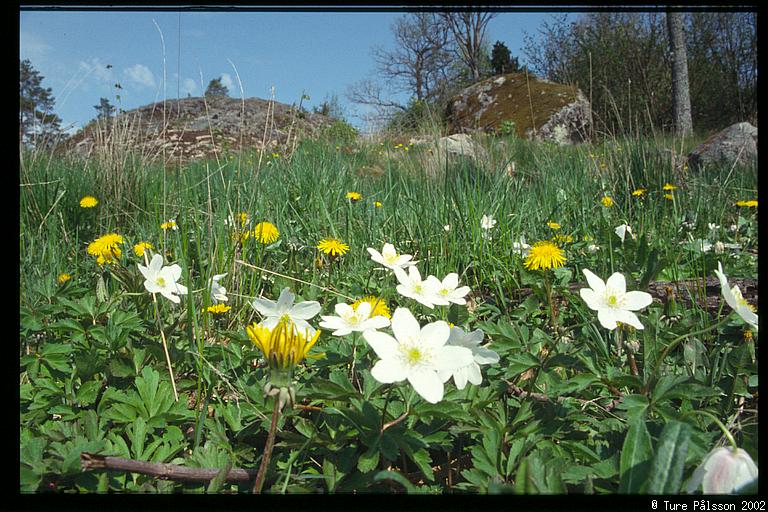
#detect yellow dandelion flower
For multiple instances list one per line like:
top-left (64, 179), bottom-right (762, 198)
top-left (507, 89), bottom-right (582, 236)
top-left (663, 183), bottom-right (678, 191)
top-left (736, 200), bottom-right (758, 208)
top-left (207, 304), bottom-right (231, 315)
top-left (664, 193), bottom-right (674, 201)
top-left (317, 237), bottom-right (349, 257)
top-left (238, 211), bottom-right (250, 227)
top-left (133, 241), bottom-right (153, 257)
top-left (524, 241), bottom-right (566, 271)
top-left (160, 220), bottom-right (177, 231)
top-left (373, 201), bottom-right (382, 208)
top-left (87, 233), bottom-right (124, 265)
top-left (346, 191), bottom-right (362, 202)
top-left (601, 196), bottom-right (614, 207)
top-left (632, 188), bottom-right (646, 197)
top-left (253, 222), bottom-right (280, 244)
top-left (352, 296), bottom-right (391, 319)
top-left (547, 221), bottom-right (561, 230)
top-left (79, 196), bottom-right (98, 208)
top-left (57, 273), bottom-right (72, 284)
top-left (246, 319), bottom-right (321, 372)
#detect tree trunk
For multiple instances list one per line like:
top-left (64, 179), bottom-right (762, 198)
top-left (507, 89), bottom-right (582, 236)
top-left (667, 11), bottom-right (693, 135)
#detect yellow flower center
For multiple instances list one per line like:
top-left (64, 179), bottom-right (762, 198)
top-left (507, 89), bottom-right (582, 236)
top-left (607, 295), bottom-right (618, 306)
top-left (406, 347), bottom-right (422, 365)
top-left (155, 276), bottom-right (166, 287)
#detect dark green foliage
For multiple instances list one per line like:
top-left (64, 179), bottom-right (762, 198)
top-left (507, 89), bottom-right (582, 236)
top-left (205, 77), bottom-right (229, 98)
top-left (94, 97), bottom-right (116, 121)
top-left (523, 12), bottom-right (756, 135)
top-left (19, 59), bottom-right (63, 147)
top-left (491, 40), bottom-right (520, 75)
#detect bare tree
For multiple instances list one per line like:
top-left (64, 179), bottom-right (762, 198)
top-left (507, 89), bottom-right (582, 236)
top-left (439, 10), bottom-right (498, 82)
top-left (667, 11), bottom-right (693, 135)
top-left (346, 13), bottom-right (454, 124)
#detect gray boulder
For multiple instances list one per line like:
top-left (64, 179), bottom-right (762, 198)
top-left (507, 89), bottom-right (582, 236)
top-left (687, 122), bottom-right (757, 171)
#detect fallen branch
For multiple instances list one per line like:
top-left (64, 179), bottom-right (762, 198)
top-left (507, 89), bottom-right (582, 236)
top-left (80, 452), bottom-right (257, 483)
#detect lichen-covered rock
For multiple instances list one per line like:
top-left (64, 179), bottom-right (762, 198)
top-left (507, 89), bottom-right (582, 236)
top-left (446, 72), bottom-right (591, 144)
top-left (63, 96), bottom-right (334, 163)
top-left (687, 122), bottom-right (757, 171)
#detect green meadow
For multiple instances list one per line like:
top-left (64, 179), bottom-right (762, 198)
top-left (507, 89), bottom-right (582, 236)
top-left (19, 131), bottom-right (758, 493)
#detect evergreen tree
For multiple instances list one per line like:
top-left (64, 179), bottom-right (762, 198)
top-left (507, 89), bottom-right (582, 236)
top-left (94, 97), bottom-right (116, 121)
top-left (491, 41), bottom-right (520, 75)
top-left (205, 77), bottom-right (229, 98)
top-left (19, 59), bottom-right (62, 146)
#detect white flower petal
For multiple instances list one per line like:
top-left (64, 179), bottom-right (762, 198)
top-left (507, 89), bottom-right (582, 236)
top-left (597, 309), bottom-right (620, 330)
top-left (275, 287), bottom-right (295, 313)
top-left (582, 269), bottom-right (606, 295)
top-left (363, 330), bottom-right (399, 359)
top-left (420, 321), bottom-right (450, 349)
top-left (580, 288), bottom-right (604, 311)
top-left (391, 307), bottom-right (421, 343)
top-left (622, 291), bottom-right (653, 311)
top-left (407, 368), bottom-right (444, 403)
top-left (290, 301), bottom-right (321, 320)
top-left (605, 272), bottom-right (627, 295)
top-left (434, 346), bottom-right (474, 372)
top-left (371, 359), bottom-right (408, 383)
top-left (252, 297), bottom-right (278, 317)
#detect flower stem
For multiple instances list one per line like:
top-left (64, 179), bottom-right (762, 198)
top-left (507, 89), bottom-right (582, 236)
top-left (681, 409), bottom-right (738, 450)
top-left (253, 396), bottom-right (281, 494)
top-left (652, 314), bottom-right (733, 381)
top-left (145, 253), bottom-right (179, 402)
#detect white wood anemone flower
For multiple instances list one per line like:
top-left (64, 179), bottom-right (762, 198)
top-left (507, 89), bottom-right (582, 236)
top-left (319, 301), bottom-right (390, 337)
top-left (393, 265), bottom-right (447, 308)
top-left (480, 214), bottom-right (497, 230)
top-left (251, 287), bottom-right (321, 336)
top-left (362, 307), bottom-right (474, 404)
top-left (579, 269), bottom-right (653, 330)
top-left (714, 261), bottom-right (758, 331)
top-left (614, 223), bottom-right (633, 243)
top-left (366, 243), bottom-right (416, 271)
top-left (138, 253), bottom-right (188, 304)
top-left (437, 327), bottom-right (499, 390)
top-left (209, 273), bottom-right (228, 303)
top-left (424, 273), bottom-right (471, 305)
top-left (512, 236), bottom-right (531, 257)
top-left (684, 446), bottom-right (758, 494)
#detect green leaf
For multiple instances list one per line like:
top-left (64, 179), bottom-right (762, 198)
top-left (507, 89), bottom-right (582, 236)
top-left (357, 445), bottom-right (380, 473)
top-left (206, 461), bottom-right (232, 493)
top-left (619, 414), bottom-right (653, 493)
top-left (76, 380), bottom-right (102, 406)
top-left (373, 470), bottom-right (416, 493)
top-left (130, 416), bottom-right (148, 460)
top-left (647, 420), bottom-right (691, 494)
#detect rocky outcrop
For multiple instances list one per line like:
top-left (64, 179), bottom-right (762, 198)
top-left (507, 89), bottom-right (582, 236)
top-left (65, 96), bottom-right (334, 162)
top-left (687, 122), bottom-right (757, 171)
top-left (446, 72), bottom-right (591, 144)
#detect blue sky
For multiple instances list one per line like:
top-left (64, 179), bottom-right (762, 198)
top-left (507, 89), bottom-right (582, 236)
top-left (20, 8), bottom-right (570, 133)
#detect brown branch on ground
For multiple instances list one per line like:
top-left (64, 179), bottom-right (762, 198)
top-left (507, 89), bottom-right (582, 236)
top-left (80, 452), bottom-right (257, 483)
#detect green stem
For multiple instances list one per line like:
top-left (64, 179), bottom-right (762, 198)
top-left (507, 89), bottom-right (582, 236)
top-left (653, 314), bottom-right (733, 380)
top-left (681, 409), bottom-right (738, 450)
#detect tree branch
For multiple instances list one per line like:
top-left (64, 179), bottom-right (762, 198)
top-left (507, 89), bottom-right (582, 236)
top-left (80, 452), bottom-right (258, 483)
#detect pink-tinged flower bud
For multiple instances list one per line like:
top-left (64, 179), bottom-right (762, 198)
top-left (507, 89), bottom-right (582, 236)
top-left (685, 446), bottom-right (758, 494)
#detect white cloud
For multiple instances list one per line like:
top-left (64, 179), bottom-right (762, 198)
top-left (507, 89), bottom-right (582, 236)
top-left (78, 57), bottom-right (114, 84)
top-left (220, 73), bottom-right (234, 91)
top-left (124, 64), bottom-right (156, 88)
top-left (20, 31), bottom-right (51, 62)
top-left (182, 78), bottom-right (198, 95)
